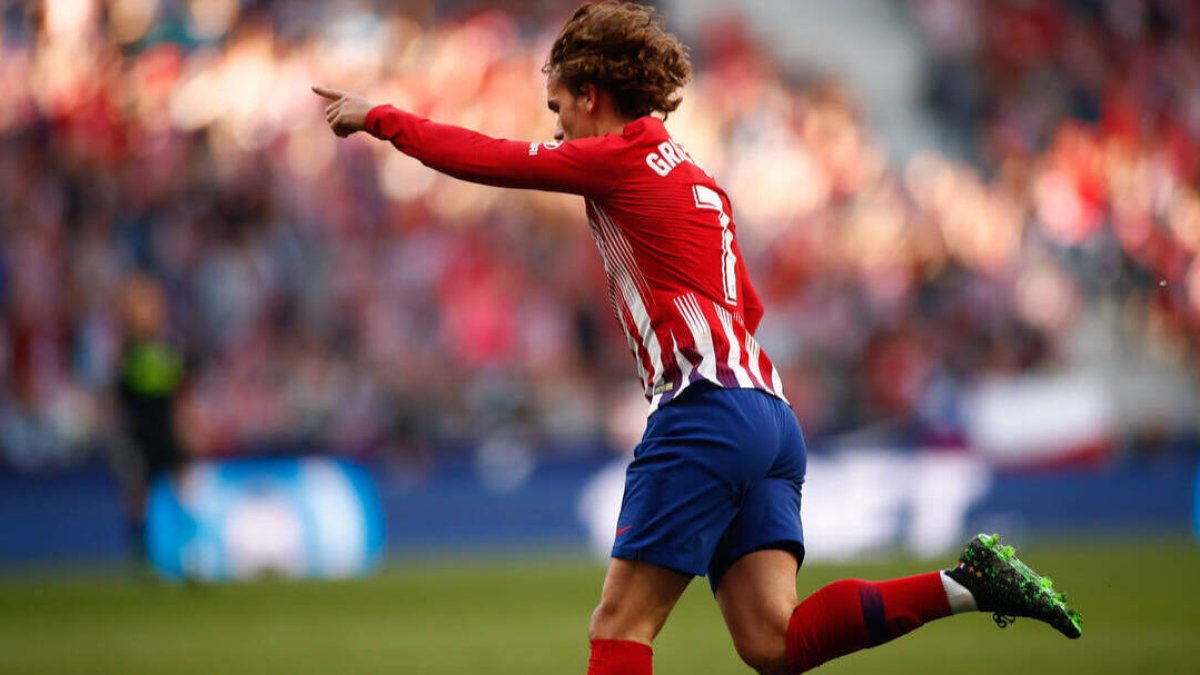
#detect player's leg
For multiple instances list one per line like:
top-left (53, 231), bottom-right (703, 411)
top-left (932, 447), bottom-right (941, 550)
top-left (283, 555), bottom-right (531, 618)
top-left (710, 395), bottom-right (957, 674)
top-left (710, 397), bottom-right (1083, 674)
top-left (710, 466), bottom-right (950, 675)
top-left (714, 549), bottom-right (799, 675)
top-left (708, 465), bottom-right (948, 675)
top-left (718, 538), bottom-right (1084, 674)
top-left (586, 557), bottom-right (691, 675)
top-left (588, 383), bottom-right (772, 674)
top-left (721, 557), bottom-right (957, 674)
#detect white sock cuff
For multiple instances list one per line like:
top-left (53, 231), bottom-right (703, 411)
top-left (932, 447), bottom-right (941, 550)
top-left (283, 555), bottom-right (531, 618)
top-left (940, 570), bottom-right (978, 614)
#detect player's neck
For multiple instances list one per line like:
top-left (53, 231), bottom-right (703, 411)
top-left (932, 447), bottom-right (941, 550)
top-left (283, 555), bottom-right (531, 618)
top-left (586, 93), bottom-right (636, 137)
top-left (591, 110), bottom-right (636, 137)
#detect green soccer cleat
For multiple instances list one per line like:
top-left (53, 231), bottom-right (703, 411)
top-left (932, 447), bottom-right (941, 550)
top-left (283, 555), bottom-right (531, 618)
top-left (946, 533), bottom-right (1083, 639)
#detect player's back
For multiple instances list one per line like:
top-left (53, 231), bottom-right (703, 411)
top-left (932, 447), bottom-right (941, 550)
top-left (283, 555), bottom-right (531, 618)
top-left (582, 117), bottom-right (785, 411)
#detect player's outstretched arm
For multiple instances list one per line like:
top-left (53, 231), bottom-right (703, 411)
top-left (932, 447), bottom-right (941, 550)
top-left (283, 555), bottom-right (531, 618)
top-left (313, 86), bottom-right (374, 138)
top-left (311, 85), bottom-right (619, 198)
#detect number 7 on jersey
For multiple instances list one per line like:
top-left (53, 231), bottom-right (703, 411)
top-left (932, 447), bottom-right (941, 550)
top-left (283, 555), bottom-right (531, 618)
top-left (693, 184), bottom-right (738, 304)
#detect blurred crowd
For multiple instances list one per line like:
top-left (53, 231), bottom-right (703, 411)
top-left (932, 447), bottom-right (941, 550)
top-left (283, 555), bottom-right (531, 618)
top-left (902, 0), bottom-right (1200, 437)
top-left (1, 0), bottom-right (1197, 472)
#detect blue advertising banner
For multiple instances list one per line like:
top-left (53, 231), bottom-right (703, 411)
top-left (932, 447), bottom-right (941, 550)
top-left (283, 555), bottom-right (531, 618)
top-left (146, 457), bottom-right (385, 581)
top-left (1195, 463), bottom-right (1200, 541)
top-left (1, 454), bottom-right (1194, 567)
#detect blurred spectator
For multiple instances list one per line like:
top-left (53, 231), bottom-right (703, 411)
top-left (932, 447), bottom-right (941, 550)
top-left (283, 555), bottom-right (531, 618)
top-left (112, 272), bottom-right (188, 563)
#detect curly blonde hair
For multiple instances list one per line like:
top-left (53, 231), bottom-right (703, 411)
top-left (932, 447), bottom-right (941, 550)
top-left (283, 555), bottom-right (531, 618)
top-left (544, 2), bottom-right (692, 120)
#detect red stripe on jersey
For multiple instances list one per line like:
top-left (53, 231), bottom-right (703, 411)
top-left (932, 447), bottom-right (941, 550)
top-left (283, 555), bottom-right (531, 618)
top-left (586, 199), bottom-right (785, 411)
top-left (600, 187), bottom-right (791, 407)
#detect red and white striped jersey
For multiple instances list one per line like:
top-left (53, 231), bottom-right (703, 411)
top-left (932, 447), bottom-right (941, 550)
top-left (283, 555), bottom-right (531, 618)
top-left (367, 107), bottom-right (786, 412)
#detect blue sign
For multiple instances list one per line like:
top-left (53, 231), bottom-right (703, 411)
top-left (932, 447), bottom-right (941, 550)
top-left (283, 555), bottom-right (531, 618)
top-left (146, 457), bottom-right (384, 582)
top-left (1195, 463), bottom-right (1200, 541)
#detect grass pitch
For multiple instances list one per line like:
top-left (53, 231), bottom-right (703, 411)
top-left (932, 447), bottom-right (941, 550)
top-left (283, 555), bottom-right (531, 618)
top-left (0, 539), bottom-right (1195, 674)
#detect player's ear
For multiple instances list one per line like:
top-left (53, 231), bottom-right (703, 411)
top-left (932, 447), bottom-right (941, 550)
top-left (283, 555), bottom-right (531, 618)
top-left (582, 83), bottom-right (598, 113)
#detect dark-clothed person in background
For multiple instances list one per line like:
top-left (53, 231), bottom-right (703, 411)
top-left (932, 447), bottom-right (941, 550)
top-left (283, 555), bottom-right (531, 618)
top-left (112, 274), bottom-right (188, 565)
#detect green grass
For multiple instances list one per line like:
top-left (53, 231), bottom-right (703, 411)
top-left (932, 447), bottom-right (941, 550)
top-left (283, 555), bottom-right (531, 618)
top-left (0, 539), bottom-right (1196, 674)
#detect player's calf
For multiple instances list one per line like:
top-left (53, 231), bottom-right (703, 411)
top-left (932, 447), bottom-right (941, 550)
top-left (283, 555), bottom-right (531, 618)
top-left (784, 574), bottom-right (952, 672)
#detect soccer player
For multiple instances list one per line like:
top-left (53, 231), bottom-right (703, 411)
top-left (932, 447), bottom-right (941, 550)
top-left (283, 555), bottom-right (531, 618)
top-left (314, 3), bottom-right (1082, 673)
top-left (112, 273), bottom-right (189, 570)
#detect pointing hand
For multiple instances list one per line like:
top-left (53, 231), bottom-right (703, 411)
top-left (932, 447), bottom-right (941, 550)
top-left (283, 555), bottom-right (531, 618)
top-left (312, 85), bottom-right (374, 138)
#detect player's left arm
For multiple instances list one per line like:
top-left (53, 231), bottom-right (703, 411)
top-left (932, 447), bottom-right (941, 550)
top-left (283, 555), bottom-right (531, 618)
top-left (738, 256), bottom-right (764, 334)
top-left (313, 86), bottom-right (621, 198)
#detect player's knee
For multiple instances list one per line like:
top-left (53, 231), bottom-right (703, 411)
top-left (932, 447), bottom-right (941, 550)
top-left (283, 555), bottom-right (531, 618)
top-left (588, 598), bottom-right (635, 642)
top-left (588, 598), bottom-right (665, 645)
top-left (727, 605), bottom-right (791, 674)
top-left (587, 599), bottom-right (612, 640)
top-left (731, 633), bottom-right (788, 675)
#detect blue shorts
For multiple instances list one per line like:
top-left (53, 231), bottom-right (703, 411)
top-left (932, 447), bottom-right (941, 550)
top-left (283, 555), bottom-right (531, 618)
top-left (611, 382), bottom-right (807, 592)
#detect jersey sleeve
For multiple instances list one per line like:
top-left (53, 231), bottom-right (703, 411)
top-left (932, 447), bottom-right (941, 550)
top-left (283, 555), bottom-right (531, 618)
top-left (365, 104), bottom-right (622, 198)
top-left (738, 256), bottom-right (764, 334)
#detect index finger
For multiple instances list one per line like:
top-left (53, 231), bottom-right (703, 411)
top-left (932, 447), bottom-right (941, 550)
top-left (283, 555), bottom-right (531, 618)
top-left (311, 85), bottom-right (348, 101)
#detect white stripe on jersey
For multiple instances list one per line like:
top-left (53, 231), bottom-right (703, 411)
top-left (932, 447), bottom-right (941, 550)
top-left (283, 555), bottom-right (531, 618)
top-left (769, 354), bottom-right (786, 394)
top-left (588, 203), bottom-right (663, 390)
top-left (585, 202), bottom-right (785, 413)
top-left (619, 310), bottom-right (650, 385)
top-left (714, 304), bottom-right (756, 388)
top-left (674, 293), bottom-right (718, 383)
top-left (587, 215), bottom-right (648, 385)
top-left (744, 333), bottom-right (767, 390)
top-left (594, 206), bottom-right (652, 300)
top-left (594, 207), bottom-right (663, 386)
top-left (585, 214), bottom-right (624, 327)
top-left (658, 333), bottom-right (695, 408)
top-left (617, 271), bottom-right (662, 387)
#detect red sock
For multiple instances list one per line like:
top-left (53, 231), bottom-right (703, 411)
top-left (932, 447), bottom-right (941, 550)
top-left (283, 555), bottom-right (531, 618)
top-left (587, 639), bottom-right (652, 675)
top-left (785, 573), bottom-right (951, 673)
